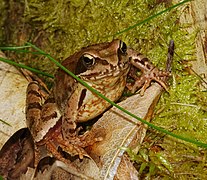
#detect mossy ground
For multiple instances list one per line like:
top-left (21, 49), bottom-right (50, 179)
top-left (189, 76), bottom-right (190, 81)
top-left (1, 0), bottom-right (207, 178)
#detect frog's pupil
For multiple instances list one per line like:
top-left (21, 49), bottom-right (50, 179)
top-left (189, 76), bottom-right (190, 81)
top-left (83, 56), bottom-right (93, 65)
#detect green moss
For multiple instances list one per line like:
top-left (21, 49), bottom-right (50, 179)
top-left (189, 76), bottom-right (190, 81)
top-left (155, 74), bottom-right (207, 139)
top-left (22, 0), bottom-right (196, 74)
top-left (21, 0), bottom-right (177, 73)
top-left (148, 73), bottom-right (207, 178)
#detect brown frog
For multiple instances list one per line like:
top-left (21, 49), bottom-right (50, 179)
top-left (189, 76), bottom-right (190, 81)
top-left (26, 39), bottom-right (168, 165)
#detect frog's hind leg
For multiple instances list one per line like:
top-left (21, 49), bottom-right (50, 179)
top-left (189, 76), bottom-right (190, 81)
top-left (26, 81), bottom-right (49, 136)
top-left (21, 69), bottom-right (50, 94)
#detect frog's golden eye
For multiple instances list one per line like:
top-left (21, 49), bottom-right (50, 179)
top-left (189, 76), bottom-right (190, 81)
top-left (76, 54), bottom-right (96, 74)
top-left (119, 41), bottom-right (127, 54)
top-left (82, 54), bottom-right (95, 67)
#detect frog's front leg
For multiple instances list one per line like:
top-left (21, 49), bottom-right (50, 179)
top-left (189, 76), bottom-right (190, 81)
top-left (127, 49), bottom-right (169, 95)
top-left (61, 90), bottom-right (103, 159)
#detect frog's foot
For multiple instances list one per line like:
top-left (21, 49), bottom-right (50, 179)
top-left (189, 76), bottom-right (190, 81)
top-left (63, 133), bottom-right (103, 159)
top-left (127, 67), bottom-right (169, 95)
top-left (43, 129), bottom-right (102, 160)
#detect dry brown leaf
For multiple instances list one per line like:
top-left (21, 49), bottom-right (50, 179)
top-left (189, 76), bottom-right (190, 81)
top-left (0, 128), bottom-right (34, 179)
top-left (114, 155), bottom-right (138, 180)
top-left (0, 51), bottom-right (28, 148)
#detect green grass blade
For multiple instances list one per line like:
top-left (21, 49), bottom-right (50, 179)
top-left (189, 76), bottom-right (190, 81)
top-left (0, 119), bottom-right (11, 127)
top-left (0, 57), bottom-right (54, 78)
top-left (0, 45), bottom-right (31, 50)
top-left (0, 46), bottom-right (48, 55)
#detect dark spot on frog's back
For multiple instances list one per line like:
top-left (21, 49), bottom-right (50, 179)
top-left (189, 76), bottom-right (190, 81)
top-left (27, 102), bottom-right (42, 110)
top-left (78, 89), bottom-right (87, 109)
top-left (42, 112), bottom-right (58, 122)
top-left (44, 97), bottom-right (55, 104)
top-left (27, 89), bottom-right (42, 99)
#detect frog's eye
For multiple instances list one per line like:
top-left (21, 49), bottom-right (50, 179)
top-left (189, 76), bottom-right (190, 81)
top-left (82, 54), bottom-right (95, 68)
top-left (119, 41), bottom-right (127, 54)
top-left (76, 54), bottom-right (96, 74)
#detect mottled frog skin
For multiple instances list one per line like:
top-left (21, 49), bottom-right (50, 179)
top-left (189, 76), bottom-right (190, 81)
top-left (26, 39), bottom-right (168, 164)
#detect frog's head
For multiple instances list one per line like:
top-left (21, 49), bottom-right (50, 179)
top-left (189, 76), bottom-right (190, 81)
top-left (73, 39), bottom-right (130, 81)
top-left (54, 40), bottom-right (130, 111)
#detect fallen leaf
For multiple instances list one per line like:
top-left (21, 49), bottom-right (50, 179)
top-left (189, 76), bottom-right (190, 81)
top-left (114, 155), bottom-right (138, 180)
top-left (0, 52), bottom-right (28, 148)
top-left (0, 128), bottom-right (34, 179)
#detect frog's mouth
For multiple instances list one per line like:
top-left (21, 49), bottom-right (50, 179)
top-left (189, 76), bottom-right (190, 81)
top-left (79, 61), bottom-right (130, 80)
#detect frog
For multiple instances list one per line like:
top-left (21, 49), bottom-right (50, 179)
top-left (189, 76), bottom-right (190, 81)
top-left (26, 39), bottom-right (168, 166)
